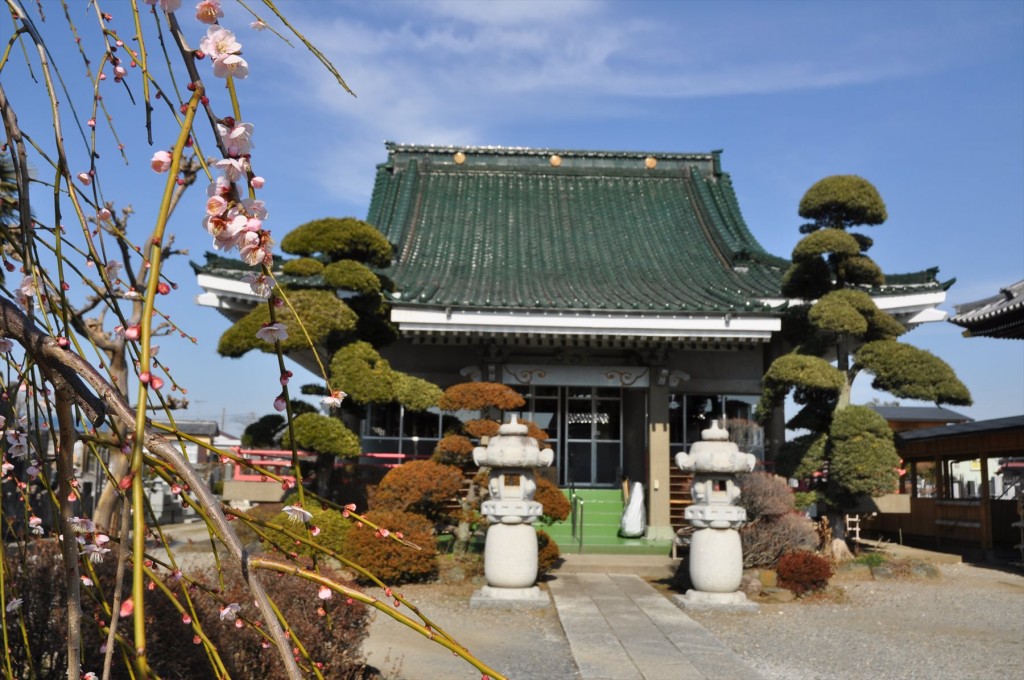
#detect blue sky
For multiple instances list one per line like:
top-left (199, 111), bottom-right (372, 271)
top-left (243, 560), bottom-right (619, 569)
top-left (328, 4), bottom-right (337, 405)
top-left (7, 0), bottom-right (1023, 432)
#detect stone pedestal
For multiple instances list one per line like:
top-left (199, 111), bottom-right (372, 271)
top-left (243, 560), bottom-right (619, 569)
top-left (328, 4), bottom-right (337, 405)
top-left (675, 421), bottom-right (759, 611)
top-left (470, 418), bottom-right (554, 608)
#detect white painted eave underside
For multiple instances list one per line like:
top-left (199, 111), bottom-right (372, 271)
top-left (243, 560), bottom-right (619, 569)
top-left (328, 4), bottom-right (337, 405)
top-left (389, 305), bottom-right (779, 342)
top-left (763, 289), bottom-right (950, 325)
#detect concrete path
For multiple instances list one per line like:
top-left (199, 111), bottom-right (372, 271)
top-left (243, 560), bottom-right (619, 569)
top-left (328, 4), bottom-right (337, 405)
top-left (549, 573), bottom-right (763, 680)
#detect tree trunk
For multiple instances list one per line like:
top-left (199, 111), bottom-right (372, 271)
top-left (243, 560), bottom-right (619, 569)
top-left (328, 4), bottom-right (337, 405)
top-left (316, 452), bottom-right (333, 500)
top-left (91, 354), bottom-right (129, 532)
top-left (453, 480), bottom-right (478, 555)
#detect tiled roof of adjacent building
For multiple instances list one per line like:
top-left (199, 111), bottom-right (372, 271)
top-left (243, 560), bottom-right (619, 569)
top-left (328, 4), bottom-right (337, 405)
top-left (867, 405), bottom-right (971, 423)
top-left (897, 415), bottom-right (1024, 442)
top-left (950, 279), bottom-right (1024, 340)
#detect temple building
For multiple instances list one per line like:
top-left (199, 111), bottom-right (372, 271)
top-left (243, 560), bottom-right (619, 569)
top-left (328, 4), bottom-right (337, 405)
top-left (195, 143), bottom-right (952, 544)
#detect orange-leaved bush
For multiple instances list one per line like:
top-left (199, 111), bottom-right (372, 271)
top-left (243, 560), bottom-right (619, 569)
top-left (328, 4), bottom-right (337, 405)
top-left (535, 476), bottom-right (570, 524)
top-left (343, 509), bottom-right (438, 584)
top-left (374, 460), bottom-right (465, 522)
top-left (438, 382), bottom-right (525, 411)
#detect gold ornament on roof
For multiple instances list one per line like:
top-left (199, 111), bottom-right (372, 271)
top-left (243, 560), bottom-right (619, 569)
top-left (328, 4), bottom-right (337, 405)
top-left (645, 156), bottom-right (658, 169)
top-left (549, 154), bottom-right (562, 167)
top-left (453, 151), bottom-right (466, 165)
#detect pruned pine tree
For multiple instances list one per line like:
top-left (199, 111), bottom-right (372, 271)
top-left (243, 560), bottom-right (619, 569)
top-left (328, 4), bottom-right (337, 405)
top-left (220, 217), bottom-right (441, 498)
top-left (758, 176), bottom-right (970, 552)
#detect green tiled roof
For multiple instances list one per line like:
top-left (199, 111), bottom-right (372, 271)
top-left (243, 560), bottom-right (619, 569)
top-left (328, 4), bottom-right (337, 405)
top-left (367, 143), bottom-right (789, 313)
top-left (192, 143), bottom-right (953, 318)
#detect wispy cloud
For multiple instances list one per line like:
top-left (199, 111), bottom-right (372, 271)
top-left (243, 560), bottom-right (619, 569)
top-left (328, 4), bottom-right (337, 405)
top-left (255, 0), bottom-right (1011, 207)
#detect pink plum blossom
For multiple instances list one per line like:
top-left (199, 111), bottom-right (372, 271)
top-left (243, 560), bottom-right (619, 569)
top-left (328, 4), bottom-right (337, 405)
top-left (214, 157), bottom-right (247, 182)
top-left (282, 504), bottom-right (313, 523)
top-left (82, 542), bottom-right (110, 563)
top-left (251, 176), bottom-right (265, 189)
top-left (255, 322), bottom-right (288, 344)
top-left (145, 0), bottom-right (182, 11)
top-left (273, 395), bottom-right (287, 412)
top-left (105, 259), bottom-right (122, 280)
top-left (318, 586), bottom-right (332, 600)
top-left (77, 172), bottom-right (92, 185)
top-left (242, 272), bottom-right (272, 298)
top-left (206, 195), bottom-right (227, 216)
top-left (218, 121), bottom-right (254, 156)
top-left (151, 150), bottom-right (173, 173)
top-left (6, 431), bottom-right (29, 458)
top-left (251, 20), bottom-right (268, 31)
top-left (200, 26), bottom-right (242, 60)
top-left (0, 337), bottom-right (13, 353)
top-left (219, 602), bottom-right (241, 621)
top-left (240, 197), bottom-right (267, 220)
top-left (321, 390), bottom-right (347, 409)
top-left (70, 516), bottom-right (96, 533)
top-left (5, 598), bottom-right (22, 613)
top-left (208, 176), bottom-right (233, 197)
top-left (239, 230), bottom-right (273, 266)
top-left (195, 0), bottom-right (223, 24)
top-left (28, 516), bottom-right (43, 535)
top-left (213, 54), bottom-right (250, 79)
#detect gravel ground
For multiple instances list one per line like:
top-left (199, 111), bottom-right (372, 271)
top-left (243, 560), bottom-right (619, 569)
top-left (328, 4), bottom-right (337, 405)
top-left (165, 524), bottom-right (1024, 680)
top-left (687, 562), bottom-right (1024, 680)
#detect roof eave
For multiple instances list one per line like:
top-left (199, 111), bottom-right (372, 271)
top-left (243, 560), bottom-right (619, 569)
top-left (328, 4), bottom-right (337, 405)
top-left (389, 304), bottom-right (780, 342)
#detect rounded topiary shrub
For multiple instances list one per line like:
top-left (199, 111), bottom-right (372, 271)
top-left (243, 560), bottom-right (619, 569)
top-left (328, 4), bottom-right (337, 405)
top-left (266, 506), bottom-right (352, 558)
top-left (281, 256), bottom-right (325, 277)
top-left (431, 433), bottom-right (474, 467)
top-left (374, 460), bottom-right (464, 522)
top-left (534, 476), bottom-right (570, 524)
top-left (323, 259), bottom-right (381, 295)
top-left (776, 550), bottom-right (832, 596)
top-left (343, 509), bottom-right (438, 585)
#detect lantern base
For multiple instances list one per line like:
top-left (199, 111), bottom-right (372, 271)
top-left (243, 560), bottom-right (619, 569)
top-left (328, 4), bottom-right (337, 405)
top-left (470, 585), bottom-right (551, 609)
top-left (674, 589), bottom-right (759, 612)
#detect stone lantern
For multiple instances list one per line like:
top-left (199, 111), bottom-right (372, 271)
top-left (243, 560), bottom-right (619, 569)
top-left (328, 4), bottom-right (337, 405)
top-left (469, 417), bottom-right (554, 608)
top-left (674, 420), bottom-right (758, 610)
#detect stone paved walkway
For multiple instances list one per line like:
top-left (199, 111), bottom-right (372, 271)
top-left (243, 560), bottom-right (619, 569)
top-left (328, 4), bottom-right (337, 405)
top-left (549, 573), bottom-right (764, 680)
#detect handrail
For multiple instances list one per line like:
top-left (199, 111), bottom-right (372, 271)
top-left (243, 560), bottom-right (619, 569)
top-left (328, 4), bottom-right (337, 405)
top-left (570, 493), bottom-right (585, 554)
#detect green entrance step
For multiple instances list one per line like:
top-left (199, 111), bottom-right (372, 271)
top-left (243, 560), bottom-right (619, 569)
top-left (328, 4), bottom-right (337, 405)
top-left (540, 488), bottom-right (672, 556)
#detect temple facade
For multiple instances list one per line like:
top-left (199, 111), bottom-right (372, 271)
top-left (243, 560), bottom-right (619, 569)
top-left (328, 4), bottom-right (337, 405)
top-left (195, 143), bottom-right (952, 541)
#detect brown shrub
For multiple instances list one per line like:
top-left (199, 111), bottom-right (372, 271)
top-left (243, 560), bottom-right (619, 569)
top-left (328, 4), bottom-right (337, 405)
top-left (738, 471), bottom-right (796, 519)
top-left (432, 434), bottom-right (474, 466)
top-left (373, 460), bottom-right (464, 523)
top-left (343, 509), bottom-right (438, 585)
top-left (534, 477), bottom-right (570, 524)
top-left (438, 382), bottom-right (525, 411)
top-left (740, 511), bottom-right (818, 568)
top-left (3, 541), bottom-right (370, 679)
top-left (776, 550), bottom-right (832, 596)
top-left (463, 419), bottom-right (500, 439)
top-left (187, 559), bottom-right (370, 679)
top-left (537, 530), bottom-right (562, 577)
